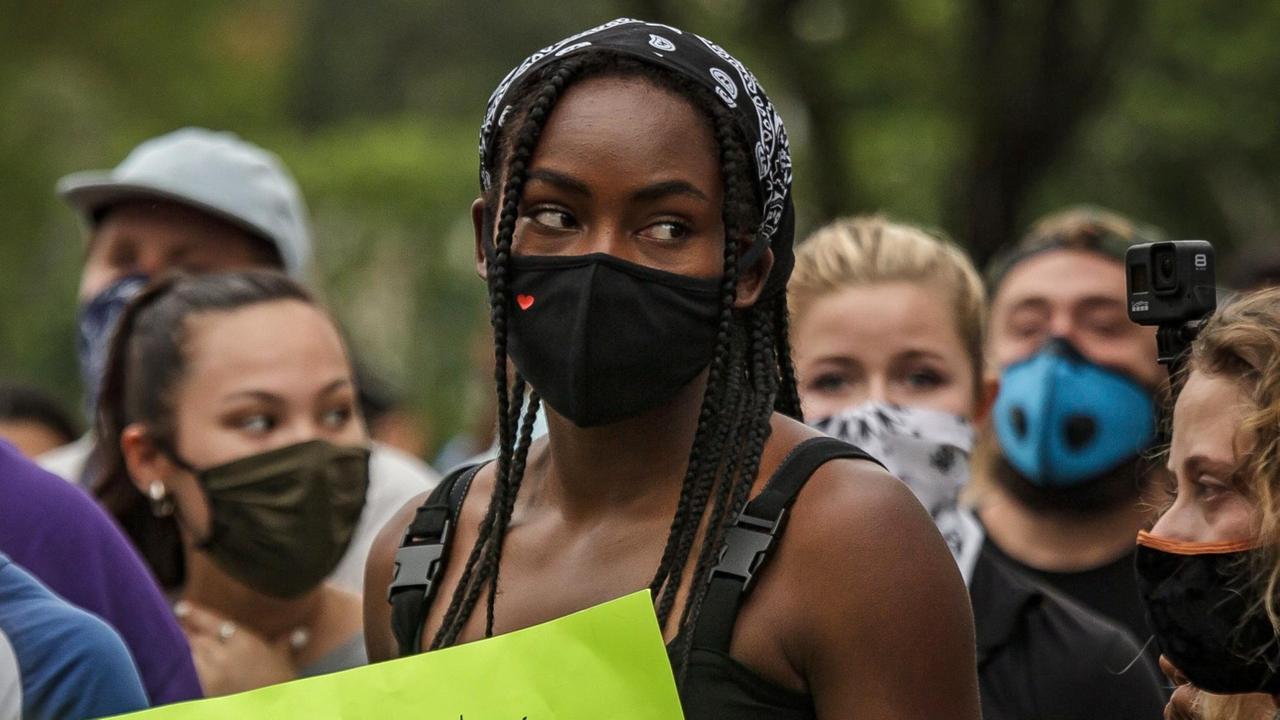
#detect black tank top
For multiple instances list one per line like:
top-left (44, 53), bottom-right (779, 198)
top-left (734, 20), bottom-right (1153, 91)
top-left (388, 437), bottom-right (877, 719)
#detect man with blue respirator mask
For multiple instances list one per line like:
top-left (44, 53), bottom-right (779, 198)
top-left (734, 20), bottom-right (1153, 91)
top-left (975, 207), bottom-right (1169, 645)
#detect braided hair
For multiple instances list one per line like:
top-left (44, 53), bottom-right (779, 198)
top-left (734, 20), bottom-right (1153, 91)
top-left (432, 51), bottom-right (802, 683)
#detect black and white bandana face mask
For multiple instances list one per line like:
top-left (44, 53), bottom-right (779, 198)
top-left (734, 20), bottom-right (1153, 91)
top-left (478, 17), bottom-right (795, 297)
top-left (813, 402), bottom-right (984, 585)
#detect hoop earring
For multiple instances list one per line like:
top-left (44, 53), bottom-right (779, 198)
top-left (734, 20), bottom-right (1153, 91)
top-left (147, 481), bottom-right (174, 517)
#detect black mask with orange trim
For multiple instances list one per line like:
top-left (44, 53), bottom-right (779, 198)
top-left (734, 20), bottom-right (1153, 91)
top-left (1136, 531), bottom-right (1280, 695)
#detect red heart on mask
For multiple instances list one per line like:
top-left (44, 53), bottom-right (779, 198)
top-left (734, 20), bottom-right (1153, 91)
top-left (517, 294), bottom-right (535, 310)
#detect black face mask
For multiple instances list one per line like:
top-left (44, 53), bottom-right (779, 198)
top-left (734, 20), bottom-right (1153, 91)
top-left (989, 451), bottom-right (1146, 516)
top-left (1136, 530), bottom-right (1280, 695)
top-left (506, 253), bottom-right (722, 428)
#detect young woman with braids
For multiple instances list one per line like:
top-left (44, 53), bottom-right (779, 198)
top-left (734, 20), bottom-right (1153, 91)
top-left (365, 20), bottom-right (979, 718)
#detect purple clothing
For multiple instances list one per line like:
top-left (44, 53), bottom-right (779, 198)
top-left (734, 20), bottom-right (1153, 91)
top-left (0, 439), bottom-right (202, 705)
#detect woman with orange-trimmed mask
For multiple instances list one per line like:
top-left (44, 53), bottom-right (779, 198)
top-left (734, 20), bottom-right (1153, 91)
top-left (1137, 287), bottom-right (1280, 720)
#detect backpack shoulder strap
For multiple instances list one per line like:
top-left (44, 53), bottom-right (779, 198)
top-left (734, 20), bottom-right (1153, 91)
top-left (691, 437), bottom-right (882, 652)
top-left (388, 462), bottom-right (483, 657)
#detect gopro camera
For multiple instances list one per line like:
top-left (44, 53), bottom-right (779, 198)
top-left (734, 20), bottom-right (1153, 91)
top-left (1126, 240), bottom-right (1217, 369)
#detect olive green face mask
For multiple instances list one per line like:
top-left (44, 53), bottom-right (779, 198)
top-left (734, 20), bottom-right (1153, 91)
top-left (167, 439), bottom-right (370, 599)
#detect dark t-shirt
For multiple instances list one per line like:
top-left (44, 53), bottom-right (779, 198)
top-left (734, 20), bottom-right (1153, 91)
top-left (971, 548), bottom-right (1166, 720)
top-left (982, 536), bottom-right (1153, 648)
top-left (0, 439), bottom-right (202, 705)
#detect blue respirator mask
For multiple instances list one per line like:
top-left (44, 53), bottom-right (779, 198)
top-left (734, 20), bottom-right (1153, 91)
top-left (993, 338), bottom-right (1155, 488)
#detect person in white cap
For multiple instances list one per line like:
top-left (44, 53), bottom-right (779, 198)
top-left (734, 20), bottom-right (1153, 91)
top-left (41, 127), bottom-right (439, 595)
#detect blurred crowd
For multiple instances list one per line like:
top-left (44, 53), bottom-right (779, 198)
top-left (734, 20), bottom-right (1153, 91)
top-left (3, 16), bottom-right (1280, 720)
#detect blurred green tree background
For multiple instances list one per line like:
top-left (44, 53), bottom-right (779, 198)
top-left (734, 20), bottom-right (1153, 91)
top-left (3, 0), bottom-right (1278, 461)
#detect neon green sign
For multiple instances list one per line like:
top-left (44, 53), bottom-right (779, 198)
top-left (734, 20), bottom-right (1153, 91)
top-left (109, 591), bottom-right (683, 720)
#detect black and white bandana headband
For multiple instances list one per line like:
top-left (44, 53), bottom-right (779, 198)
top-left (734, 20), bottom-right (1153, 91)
top-left (477, 18), bottom-right (796, 295)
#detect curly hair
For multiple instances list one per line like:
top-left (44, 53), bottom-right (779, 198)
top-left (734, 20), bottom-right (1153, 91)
top-left (1182, 286), bottom-right (1280, 720)
top-left (1187, 288), bottom-right (1280, 616)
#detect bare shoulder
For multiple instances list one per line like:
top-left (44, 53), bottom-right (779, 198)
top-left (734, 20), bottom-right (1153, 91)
top-left (779, 422), bottom-right (956, 599)
top-left (363, 490), bottom-right (432, 662)
top-left (761, 416), bottom-right (965, 603)
top-left (762, 416), bottom-right (980, 717)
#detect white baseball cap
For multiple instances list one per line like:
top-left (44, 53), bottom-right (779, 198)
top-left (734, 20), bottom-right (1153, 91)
top-left (56, 127), bottom-right (312, 278)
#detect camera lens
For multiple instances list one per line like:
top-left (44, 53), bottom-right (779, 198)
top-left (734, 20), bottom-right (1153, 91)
top-left (1152, 245), bottom-right (1178, 292)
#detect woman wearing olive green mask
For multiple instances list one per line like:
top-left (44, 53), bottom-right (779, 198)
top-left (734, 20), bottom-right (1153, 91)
top-left (95, 270), bottom-right (370, 696)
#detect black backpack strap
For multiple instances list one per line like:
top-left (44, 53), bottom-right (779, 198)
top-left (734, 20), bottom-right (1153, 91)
top-left (691, 437), bottom-right (882, 652)
top-left (388, 462), bottom-right (483, 657)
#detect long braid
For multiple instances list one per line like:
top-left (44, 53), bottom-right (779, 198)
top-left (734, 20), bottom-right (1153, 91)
top-left (771, 297), bottom-right (803, 419)
top-left (649, 392), bottom-right (722, 622)
top-left (651, 251), bottom-right (737, 623)
top-left (485, 391), bottom-right (542, 636)
top-left (649, 285), bottom-right (732, 607)
top-left (662, 323), bottom-right (749, 630)
top-left (429, 135), bottom-right (523, 647)
top-left (651, 105), bottom-right (748, 626)
top-left (437, 369), bottom-right (527, 644)
top-left (670, 307), bottom-right (778, 683)
top-left (473, 373), bottom-right (528, 639)
top-left (677, 329), bottom-right (754, 631)
top-left (507, 374), bottom-right (527, 454)
top-left (666, 101), bottom-right (760, 570)
top-left (646, 240), bottom-right (736, 598)
top-left (432, 63), bottom-right (581, 648)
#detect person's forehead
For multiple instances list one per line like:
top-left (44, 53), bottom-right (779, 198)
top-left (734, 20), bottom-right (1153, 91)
top-left (181, 302), bottom-right (349, 390)
top-left (992, 248), bottom-right (1126, 309)
top-left (530, 76), bottom-right (715, 175)
top-left (1172, 372), bottom-right (1250, 456)
top-left (94, 200), bottom-right (263, 252)
top-left (88, 201), bottom-right (284, 278)
top-left (100, 199), bottom-right (229, 230)
top-left (799, 283), bottom-right (967, 357)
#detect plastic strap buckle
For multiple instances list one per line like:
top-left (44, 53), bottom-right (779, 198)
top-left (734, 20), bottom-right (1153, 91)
top-left (387, 518), bottom-right (451, 602)
top-left (709, 509), bottom-right (787, 592)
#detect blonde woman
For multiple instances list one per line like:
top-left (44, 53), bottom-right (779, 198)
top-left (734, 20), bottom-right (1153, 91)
top-left (1138, 287), bottom-right (1280, 720)
top-left (789, 215), bottom-right (1165, 720)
